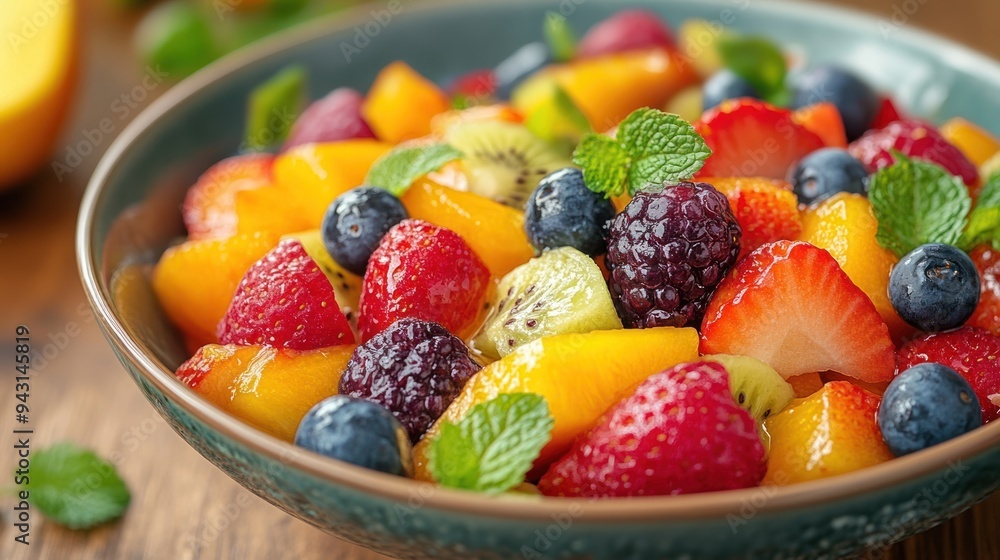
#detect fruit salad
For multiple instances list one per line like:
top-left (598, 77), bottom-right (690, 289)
top-left (156, 9), bottom-right (1000, 499)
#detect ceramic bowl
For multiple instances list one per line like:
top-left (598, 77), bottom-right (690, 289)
top-left (77, 0), bottom-right (1000, 558)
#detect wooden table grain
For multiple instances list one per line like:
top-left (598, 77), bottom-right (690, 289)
top-left (1, 0), bottom-right (998, 558)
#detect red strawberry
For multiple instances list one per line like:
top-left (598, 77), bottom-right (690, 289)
top-left (792, 102), bottom-right (848, 148)
top-left (700, 240), bottom-right (895, 383)
top-left (358, 220), bottom-right (491, 342)
top-left (182, 154), bottom-right (273, 240)
top-left (897, 327), bottom-right (1000, 423)
top-left (538, 361), bottom-right (765, 497)
top-left (217, 239), bottom-right (354, 349)
top-left (576, 9), bottom-right (675, 59)
top-left (968, 245), bottom-right (1000, 336)
top-left (848, 119), bottom-right (979, 187)
top-left (282, 88), bottom-right (376, 151)
top-left (870, 96), bottom-right (903, 130)
top-left (448, 69), bottom-right (498, 102)
top-left (703, 177), bottom-right (802, 259)
top-left (695, 99), bottom-right (826, 180)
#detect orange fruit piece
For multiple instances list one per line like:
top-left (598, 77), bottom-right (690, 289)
top-left (429, 104), bottom-right (524, 137)
top-left (362, 61), bottom-right (450, 143)
top-left (763, 381), bottom-right (893, 485)
top-left (799, 193), bottom-right (913, 341)
top-left (177, 344), bottom-right (353, 441)
top-left (792, 102), bottom-right (848, 148)
top-left (152, 232), bottom-right (279, 346)
top-left (272, 139), bottom-right (393, 227)
top-left (234, 183), bottom-right (313, 238)
top-left (1, 0), bottom-right (77, 189)
top-left (401, 178), bottom-right (535, 277)
top-left (515, 48), bottom-right (698, 132)
top-left (703, 177), bottom-right (802, 259)
top-left (412, 327), bottom-right (700, 481)
top-left (183, 154), bottom-right (274, 240)
top-left (940, 117), bottom-right (1000, 168)
top-left (822, 371), bottom-right (889, 396)
top-left (787, 372), bottom-right (824, 399)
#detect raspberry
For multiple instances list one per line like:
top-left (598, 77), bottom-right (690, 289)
top-left (606, 182), bottom-right (741, 328)
top-left (848, 119), bottom-right (979, 187)
top-left (538, 361), bottom-right (766, 497)
top-left (338, 319), bottom-right (482, 442)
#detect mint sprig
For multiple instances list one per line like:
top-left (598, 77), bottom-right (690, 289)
top-left (365, 144), bottom-right (464, 196)
top-left (428, 393), bottom-right (553, 494)
top-left (716, 34), bottom-right (789, 105)
top-left (22, 444), bottom-right (131, 529)
top-left (572, 108), bottom-right (711, 197)
top-left (869, 154), bottom-right (972, 257)
top-left (958, 172), bottom-right (1000, 251)
top-left (544, 11), bottom-right (576, 62)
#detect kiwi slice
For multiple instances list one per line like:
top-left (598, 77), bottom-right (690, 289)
top-left (282, 230), bottom-right (362, 325)
top-left (445, 120), bottom-right (572, 208)
top-left (703, 354), bottom-right (795, 423)
top-left (473, 247), bottom-right (622, 359)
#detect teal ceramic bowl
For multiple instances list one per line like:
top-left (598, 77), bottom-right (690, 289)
top-left (78, 1), bottom-right (1000, 558)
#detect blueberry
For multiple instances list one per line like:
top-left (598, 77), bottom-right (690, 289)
top-left (878, 363), bottom-right (981, 456)
top-left (495, 42), bottom-right (551, 100)
top-left (791, 65), bottom-right (880, 141)
top-left (889, 244), bottom-right (980, 332)
top-left (702, 69), bottom-right (759, 111)
top-left (294, 395), bottom-right (413, 476)
top-left (525, 168), bottom-right (617, 257)
top-left (321, 186), bottom-right (408, 275)
top-left (788, 147), bottom-right (870, 205)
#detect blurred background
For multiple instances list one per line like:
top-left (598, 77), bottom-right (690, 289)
top-left (1, 0), bottom-right (999, 558)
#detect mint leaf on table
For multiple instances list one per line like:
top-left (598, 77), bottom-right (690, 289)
top-left (23, 443), bottom-right (131, 530)
top-left (716, 34), bottom-right (788, 104)
top-left (544, 11), bottom-right (576, 62)
top-left (365, 144), bottom-right (464, 196)
top-left (958, 172), bottom-right (1000, 251)
top-left (428, 393), bottom-right (554, 494)
top-left (869, 154), bottom-right (972, 257)
top-left (244, 65), bottom-right (307, 151)
top-left (572, 135), bottom-right (631, 197)
top-left (572, 108), bottom-right (711, 196)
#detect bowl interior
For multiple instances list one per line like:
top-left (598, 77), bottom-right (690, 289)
top-left (80, 0), bottom-right (1000, 521)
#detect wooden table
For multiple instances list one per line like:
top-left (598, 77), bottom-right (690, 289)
top-left (1, 0), bottom-right (999, 558)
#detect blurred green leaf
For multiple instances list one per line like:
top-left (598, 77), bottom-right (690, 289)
top-left (244, 65), bottom-right (307, 150)
top-left (135, 0), bottom-right (220, 78)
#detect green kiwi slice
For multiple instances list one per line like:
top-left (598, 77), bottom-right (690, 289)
top-left (472, 247), bottom-right (622, 360)
top-left (703, 354), bottom-right (795, 423)
top-left (445, 120), bottom-right (573, 208)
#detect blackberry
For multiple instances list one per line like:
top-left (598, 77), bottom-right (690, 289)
top-left (338, 319), bottom-right (481, 443)
top-left (607, 182), bottom-right (741, 328)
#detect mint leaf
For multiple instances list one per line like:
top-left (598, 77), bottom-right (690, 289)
top-left (544, 11), bottom-right (576, 62)
top-left (572, 134), bottom-right (631, 197)
top-left (716, 35), bottom-right (787, 102)
top-left (365, 144), bottom-right (464, 196)
top-left (869, 154), bottom-right (972, 257)
top-left (428, 393), bottom-right (553, 494)
top-left (959, 172), bottom-right (1000, 251)
top-left (244, 65), bottom-right (306, 150)
top-left (24, 444), bottom-right (131, 529)
top-left (618, 109), bottom-right (711, 191)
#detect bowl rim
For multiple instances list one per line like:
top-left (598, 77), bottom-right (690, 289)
top-left (78, 0), bottom-right (1000, 523)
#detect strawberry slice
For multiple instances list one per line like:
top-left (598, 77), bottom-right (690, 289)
top-left (968, 245), bottom-right (1000, 336)
top-left (700, 240), bottom-right (895, 383)
top-left (539, 361), bottom-right (765, 497)
top-left (358, 220), bottom-right (491, 342)
top-left (183, 154), bottom-right (274, 240)
top-left (792, 102), bottom-right (848, 148)
top-left (217, 239), bottom-right (354, 350)
top-left (695, 99), bottom-right (826, 180)
top-left (870, 96), bottom-right (903, 130)
top-left (703, 176), bottom-right (802, 260)
top-left (897, 327), bottom-right (1000, 423)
